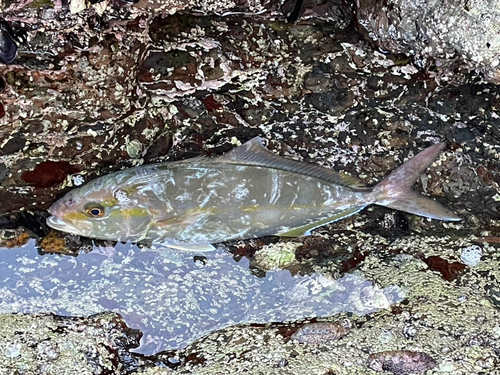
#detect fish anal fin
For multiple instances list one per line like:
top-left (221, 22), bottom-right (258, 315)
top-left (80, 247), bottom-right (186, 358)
top-left (278, 206), bottom-right (366, 237)
top-left (220, 137), bottom-right (366, 188)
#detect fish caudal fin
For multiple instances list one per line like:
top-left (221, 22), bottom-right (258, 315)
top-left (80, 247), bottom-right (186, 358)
top-left (372, 143), bottom-right (461, 221)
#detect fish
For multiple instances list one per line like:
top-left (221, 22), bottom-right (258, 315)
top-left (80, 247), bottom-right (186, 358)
top-left (46, 137), bottom-right (461, 251)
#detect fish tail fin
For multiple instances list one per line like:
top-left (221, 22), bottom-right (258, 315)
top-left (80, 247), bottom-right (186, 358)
top-left (372, 143), bottom-right (461, 221)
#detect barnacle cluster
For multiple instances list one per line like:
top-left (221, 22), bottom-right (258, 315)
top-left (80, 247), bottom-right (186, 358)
top-left (251, 241), bottom-right (300, 271)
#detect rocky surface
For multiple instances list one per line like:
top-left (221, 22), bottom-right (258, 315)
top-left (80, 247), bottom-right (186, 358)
top-left (2, 233), bottom-right (500, 374)
top-left (0, 0), bottom-right (499, 374)
top-left (356, 0), bottom-right (500, 84)
top-left (0, 312), bottom-right (142, 374)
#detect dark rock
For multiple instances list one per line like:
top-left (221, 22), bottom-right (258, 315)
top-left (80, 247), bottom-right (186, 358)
top-left (21, 161), bottom-right (80, 188)
top-left (0, 19), bottom-right (17, 64)
top-left (0, 136), bottom-right (26, 155)
top-left (0, 163), bottom-right (7, 182)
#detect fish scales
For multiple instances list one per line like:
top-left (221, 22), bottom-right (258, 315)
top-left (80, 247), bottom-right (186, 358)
top-left (65, 161), bottom-right (367, 243)
top-left (147, 161), bottom-right (368, 242)
top-left (47, 137), bottom-right (461, 251)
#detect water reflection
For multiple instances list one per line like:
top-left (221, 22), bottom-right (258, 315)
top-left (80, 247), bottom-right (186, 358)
top-left (0, 240), bottom-right (404, 354)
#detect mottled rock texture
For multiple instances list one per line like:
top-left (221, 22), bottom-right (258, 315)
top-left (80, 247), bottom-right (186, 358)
top-left (0, 0), bottom-right (498, 229)
top-left (357, 0), bottom-right (500, 83)
top-left (0, 312), bottom-right (141, 375)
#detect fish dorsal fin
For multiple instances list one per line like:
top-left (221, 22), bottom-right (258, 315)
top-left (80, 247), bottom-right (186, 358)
top-left (220, 137), bottom-right (365, 188)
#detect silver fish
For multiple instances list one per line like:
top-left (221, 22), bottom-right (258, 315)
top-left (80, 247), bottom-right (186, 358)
top-left (47, 137), bottom-right (461, 251)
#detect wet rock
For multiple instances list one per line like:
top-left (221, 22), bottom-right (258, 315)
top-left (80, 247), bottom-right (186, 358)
top-left (305, 90), bottom-right (351, 114)
top-left (485, 283), bottom-right (500, 308)
top-left (21, 161), bottom-right (81, 188)
top-left (0, 228), bottom-right (29, 248)
top-left (0, 135), bottom-right (26, 156)
top-left (0, 233), bottom-right (498, 373)
top-left (340, 250), bottom-right (368, 273)
top-left (356, 0), bottom-right (500, 83)
top-left (0, 19), bottom-right (17, 64)
top-left (281, 0), bottom-right (306, 22)
top-left (0, 76), bottom-right (6, 92)
top-left (367, 350), bottom-right (436, 374)
top-left (0, 162), bottom-right (7, 182)
top-left (0, 211), bottom-right (49, 237)
top-left (0, 312), bottom-right (141, 374)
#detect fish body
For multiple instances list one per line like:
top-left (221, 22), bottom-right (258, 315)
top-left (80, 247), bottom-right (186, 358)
top-left (47, 137), bottom-right (461, 251)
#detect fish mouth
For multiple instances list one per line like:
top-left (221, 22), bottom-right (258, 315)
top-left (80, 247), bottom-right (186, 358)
top-left (46, 215), bottom-right (91, 236)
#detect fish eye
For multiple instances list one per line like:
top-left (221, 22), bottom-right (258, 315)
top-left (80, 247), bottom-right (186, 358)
top-left (85, 205), bottom-right (105, 218)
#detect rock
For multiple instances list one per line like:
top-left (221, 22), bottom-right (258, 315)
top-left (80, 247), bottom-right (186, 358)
top-left (291, 322), bottom-right (349, 344)
top-left (368, 350), bottom-right (436, 374)
top-left (356, 0), bottom-right (500, 83)
top-left (0, 312), bottom-right (141, 374)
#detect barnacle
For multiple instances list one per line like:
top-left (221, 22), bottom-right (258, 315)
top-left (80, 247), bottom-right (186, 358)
top-left (291, 322), bottom-right (349, 344)
top-left (460, 245), bottom-right (482, 267)
top-left (368, 350), bottom-right (436, 374)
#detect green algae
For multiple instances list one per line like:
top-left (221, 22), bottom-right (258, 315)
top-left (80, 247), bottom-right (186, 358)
top-left (252, 241), bottom-right (300, 271)
top-left (28, 0), bottom-right (53, 8)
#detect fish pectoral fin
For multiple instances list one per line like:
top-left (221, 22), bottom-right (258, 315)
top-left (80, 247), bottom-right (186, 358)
top-left (155, 212), bottom-right (204, 227)
top-left (277, 206), bottom-right (366, 237)
top-left (153, 212), bottom-right (215, 251)
top-left (163, 242), bottom-right (216, 252)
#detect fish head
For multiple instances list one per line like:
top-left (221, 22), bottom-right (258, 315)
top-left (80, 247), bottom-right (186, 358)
top-left (46, 173), bottom-right (155, 242)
